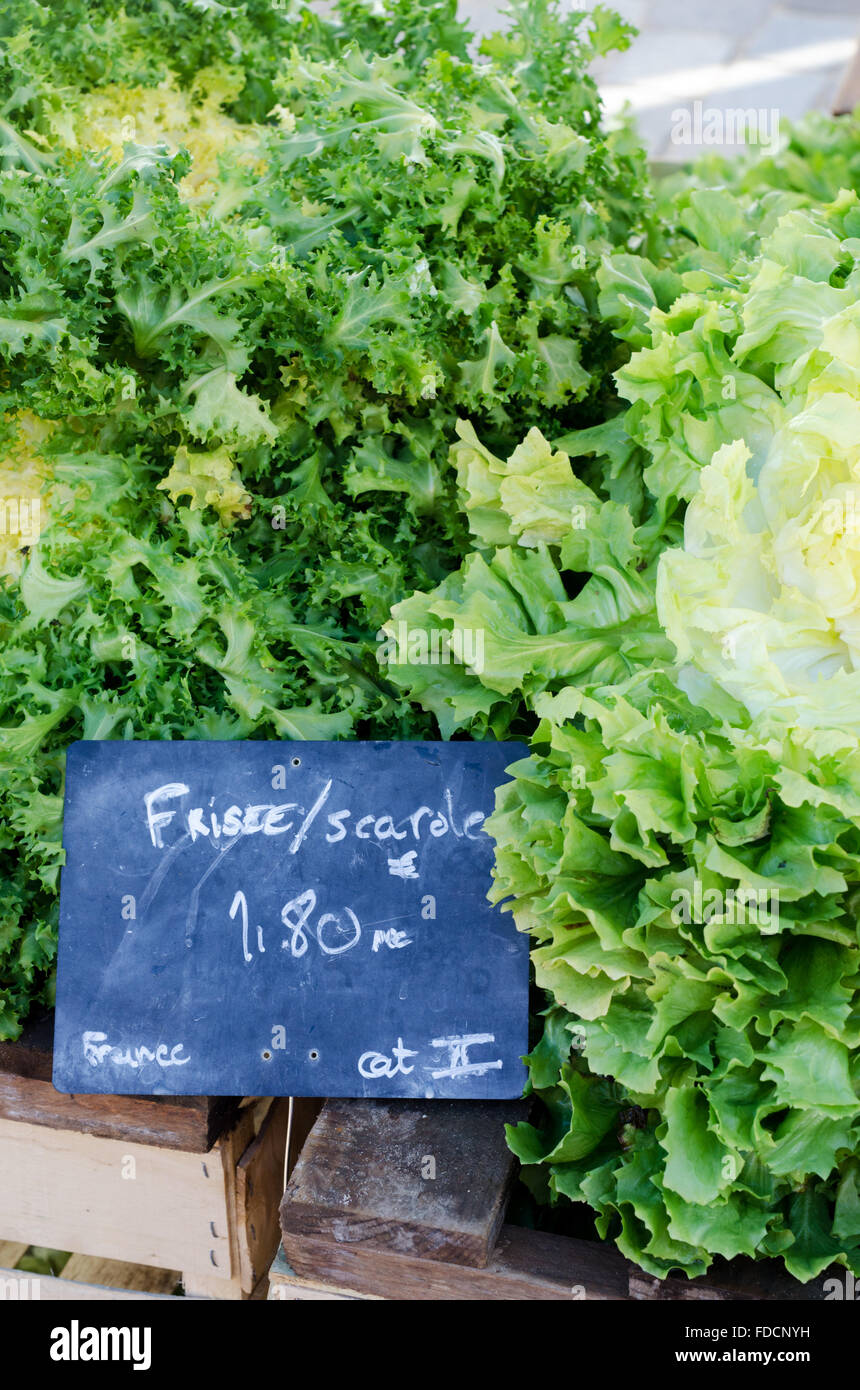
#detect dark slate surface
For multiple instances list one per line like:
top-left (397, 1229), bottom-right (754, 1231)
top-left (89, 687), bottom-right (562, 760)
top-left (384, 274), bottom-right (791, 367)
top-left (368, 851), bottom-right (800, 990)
top-left (53, 740), bottom-right (529, 1099)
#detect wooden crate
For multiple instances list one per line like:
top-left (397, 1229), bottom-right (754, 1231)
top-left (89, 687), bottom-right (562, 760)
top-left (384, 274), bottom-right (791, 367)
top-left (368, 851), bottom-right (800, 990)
top-left (0, 1095), bottom-right (323, 1299)
top-left (0, 1010), bottom-right (322, 1299)
top-left (279, 1099), bottom-right (841, 1301)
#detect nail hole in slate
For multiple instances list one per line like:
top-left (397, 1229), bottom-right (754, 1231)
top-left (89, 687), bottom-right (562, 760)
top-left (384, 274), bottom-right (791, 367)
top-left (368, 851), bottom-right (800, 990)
top-left (291, 757), bottom-right (301, 767)
top-left (309, 1049), bottom-right (319, 1061)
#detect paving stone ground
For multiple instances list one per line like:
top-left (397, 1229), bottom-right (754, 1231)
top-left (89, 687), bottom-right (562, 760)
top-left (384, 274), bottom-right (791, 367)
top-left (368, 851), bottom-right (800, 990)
top-left (459, 0), bottom-right (860, 158)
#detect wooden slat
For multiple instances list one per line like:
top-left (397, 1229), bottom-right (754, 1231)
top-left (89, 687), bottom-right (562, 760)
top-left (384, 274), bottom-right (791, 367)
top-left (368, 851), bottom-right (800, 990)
top-left (287, 1097), bottom-right (325, 1174)
top-left (281, 1097), bottom-right (530, 1270)
top-left (180, 1268), bottom-right (269, 1299)
top-left (833, 40), bottom-right (860, 116)
top-left (236, 1099), bottom-right (289, 1292)
top-left (216, 1100), bottom-right (269, 1290)
top-left (0, 1072), bottom-right (241, 1153)
top-left (0, 1265), bottom-right (188, 1301)
top-left (235, 1096), bottom-right (323, 1292)
top-left (0, 1010), bottom-right (241, 1152)
top-left (0, 1241), bottom-right (27, 1268)
top-left (0, 1116), bottom-right (232, 1278)
top-left (629, 1260), bottom-right (833, 1302)
top-left (270, 1282), bottom-right (366, 1301)
top-left (61, 1254), bottom-right (179, 1295)
top-left (280, 1226), bottom-right (840, 1303)
top-left (181, 1271), bottom-right (248, 1299)
top-left (282, 1222), bottom-right (628, 1300)
top-left (268, 1248), bottom-right (378, 1301)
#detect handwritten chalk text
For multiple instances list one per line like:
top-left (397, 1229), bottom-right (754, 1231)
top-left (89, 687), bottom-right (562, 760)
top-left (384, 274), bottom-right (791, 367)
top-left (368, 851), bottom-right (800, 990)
top-left (82, 1030), bottom-right (191, 1069)
top-left (144, 782), bottom-right (485, 852)
top-left (357, 1033), bottom-right (503, 1083)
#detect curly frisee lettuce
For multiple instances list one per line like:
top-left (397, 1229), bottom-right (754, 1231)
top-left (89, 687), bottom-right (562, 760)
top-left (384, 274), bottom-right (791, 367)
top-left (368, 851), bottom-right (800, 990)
top-left (0, 0), bottom-right (650, 1037)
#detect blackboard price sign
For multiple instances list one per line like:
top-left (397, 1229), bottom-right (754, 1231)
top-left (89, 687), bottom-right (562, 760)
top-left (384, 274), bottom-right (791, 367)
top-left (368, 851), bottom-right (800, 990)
top-left (53, 741), bottom-right (529, 1099)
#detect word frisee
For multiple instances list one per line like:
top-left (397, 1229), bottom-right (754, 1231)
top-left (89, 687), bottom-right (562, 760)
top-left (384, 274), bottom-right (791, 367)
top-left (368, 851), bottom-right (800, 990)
top-left (144, 778), bottom-right (488, 852)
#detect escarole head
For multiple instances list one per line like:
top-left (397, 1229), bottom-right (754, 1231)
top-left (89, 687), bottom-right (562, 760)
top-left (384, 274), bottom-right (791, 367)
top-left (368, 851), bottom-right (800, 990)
top-left (657, 371), bottom-right (860, 735)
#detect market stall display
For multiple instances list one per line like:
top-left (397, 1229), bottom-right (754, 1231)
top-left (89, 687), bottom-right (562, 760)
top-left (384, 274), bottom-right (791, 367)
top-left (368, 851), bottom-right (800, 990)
top-left (3, 0), bottom-right (860, 1304)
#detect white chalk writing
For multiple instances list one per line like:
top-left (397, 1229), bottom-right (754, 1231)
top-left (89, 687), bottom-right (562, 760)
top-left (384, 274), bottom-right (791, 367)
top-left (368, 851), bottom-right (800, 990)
top-left (358, 1038), bottom-right (419, 1078)
top-left (144, 781), bottom-right (487, 855)
top-left (429, 1033), bottom-right (503, 1079)
top-left (355, 1033), bottom-right (503, 1082)
top-left (82, 1030), bottom-right (191, 1069)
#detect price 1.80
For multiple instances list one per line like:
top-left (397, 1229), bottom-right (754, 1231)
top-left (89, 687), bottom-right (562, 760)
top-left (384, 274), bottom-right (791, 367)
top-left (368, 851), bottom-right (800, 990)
top-left (229, 889), bottom-right (412, 962)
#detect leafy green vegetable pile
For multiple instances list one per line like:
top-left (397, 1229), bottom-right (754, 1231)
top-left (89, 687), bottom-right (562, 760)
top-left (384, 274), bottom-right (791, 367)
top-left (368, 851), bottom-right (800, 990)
top-left (8, 0), bottom-right (860, 1288)
top-left (0, 0), bottom-right (651, 1037)
top-left (387, 135), bottom-right (860, 1280)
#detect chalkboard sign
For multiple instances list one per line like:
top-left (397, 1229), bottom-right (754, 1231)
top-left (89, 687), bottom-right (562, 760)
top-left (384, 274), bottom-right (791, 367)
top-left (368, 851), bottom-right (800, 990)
top-left (53, 741), bottom-right (529, 1099)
